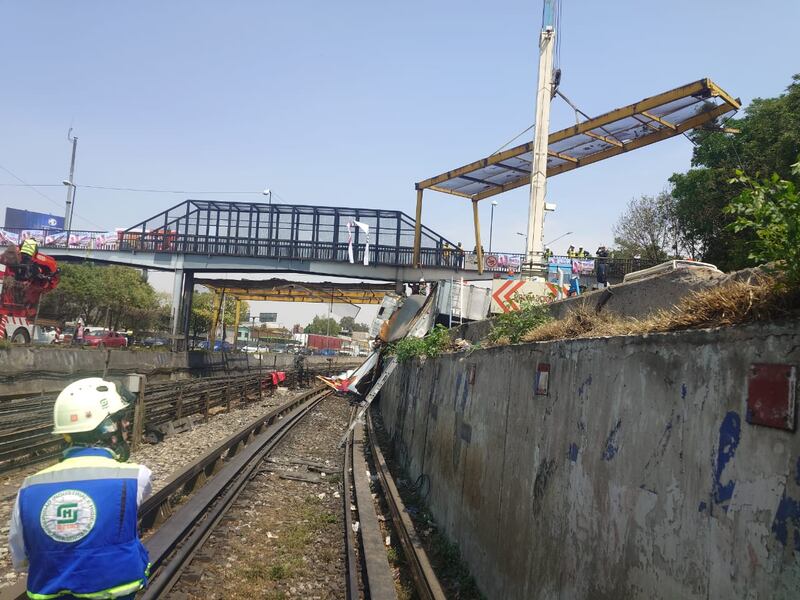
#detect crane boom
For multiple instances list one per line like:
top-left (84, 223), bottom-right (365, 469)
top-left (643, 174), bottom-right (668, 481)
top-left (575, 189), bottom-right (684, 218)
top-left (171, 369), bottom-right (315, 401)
top-left (525, 0), bottom-right (557, 274)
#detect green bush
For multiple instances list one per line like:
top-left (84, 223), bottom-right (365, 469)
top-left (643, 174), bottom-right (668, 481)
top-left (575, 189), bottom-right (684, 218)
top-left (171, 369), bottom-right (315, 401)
top-left (725, 159), bottom-right (800, 287)
top-left (389, 324), bottom-right (452, 362)
top-left (488, 293), bottom-right (552, 344)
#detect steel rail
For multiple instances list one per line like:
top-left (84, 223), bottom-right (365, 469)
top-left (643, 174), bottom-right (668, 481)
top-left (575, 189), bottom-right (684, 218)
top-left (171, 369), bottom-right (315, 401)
top-left (366, 409), bottom-right (447, 600)
top-left (351, 415), bottom-right (398, 600)
top-left (139, 387), bottom-right (331, 599)
top-left (343, 407), bottom-right (360, 599)
top-left (137, 384), bottom-right (328, 530)
top-left (0, 385), bottom-right (330, 600)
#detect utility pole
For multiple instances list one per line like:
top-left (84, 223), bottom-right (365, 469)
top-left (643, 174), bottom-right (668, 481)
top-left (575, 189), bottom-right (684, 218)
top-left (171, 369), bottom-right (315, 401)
top-left (65, 129), bottom-right (78, 230)
top-left (525, 0), bottom-right (557, 276)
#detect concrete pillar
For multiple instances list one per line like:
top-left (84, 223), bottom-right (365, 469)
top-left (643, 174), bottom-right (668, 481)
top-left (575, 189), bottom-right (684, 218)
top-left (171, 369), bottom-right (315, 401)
top-left (170, 269), bottom-right (184, 351)
top-left (180, 271), bottom-right (195, 349)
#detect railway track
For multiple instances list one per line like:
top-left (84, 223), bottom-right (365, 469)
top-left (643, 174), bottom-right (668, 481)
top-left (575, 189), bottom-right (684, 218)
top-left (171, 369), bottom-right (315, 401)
top-left (1, 382), bottom-right (449, 599)
top-left (0, 384), bottom-right (332, 600)
top-left (344, 406), bottom-right (446, 600)
top-left (0, 365), bottom-right (336, 474)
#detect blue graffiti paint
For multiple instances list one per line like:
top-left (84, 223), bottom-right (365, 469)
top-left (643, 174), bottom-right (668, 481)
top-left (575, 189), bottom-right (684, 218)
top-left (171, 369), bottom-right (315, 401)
top-left (795, 456), bottom-right (800, 486)
top-left (568, 443), bottom-right (579, 463)
top-left (772, 493), bottom-right (800, 551)
top-left (698, 501), bottom-right (707, 513)
top-left (712, 411), bottom-right (741, 512)
top-left (681, 383), bottom-right (687, 400)
top-left (578, 375), bottom-right (593, 397)
top-left (602, 419), bottom-right (622, 461)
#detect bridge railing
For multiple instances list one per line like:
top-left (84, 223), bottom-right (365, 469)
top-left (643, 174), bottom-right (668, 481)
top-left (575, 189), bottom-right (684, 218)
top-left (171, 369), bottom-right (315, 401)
top-left (9, 227), bottom-right (661, 279)
top-left (0, 228), bottom-right (120, 251)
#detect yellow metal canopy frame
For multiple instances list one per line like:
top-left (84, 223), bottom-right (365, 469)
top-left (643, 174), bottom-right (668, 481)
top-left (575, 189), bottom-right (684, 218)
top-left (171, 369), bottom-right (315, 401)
top-left (197, 278), bottom-right (394, 305)
top-left (411, 78), bottom-right (740, 271)
top-left (201, 278), bottom-right (394, 348)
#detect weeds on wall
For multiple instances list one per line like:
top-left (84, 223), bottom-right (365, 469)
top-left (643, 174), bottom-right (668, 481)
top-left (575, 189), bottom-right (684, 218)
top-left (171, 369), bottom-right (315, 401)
top-left (388, 324), bottom-right (452, 362)
top-left (488, 294), bottom-right (552, 344)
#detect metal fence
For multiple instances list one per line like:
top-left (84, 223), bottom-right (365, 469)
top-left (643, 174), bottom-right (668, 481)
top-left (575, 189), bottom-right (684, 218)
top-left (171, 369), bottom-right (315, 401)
top-left (3, 222), bottom-right (661, 278)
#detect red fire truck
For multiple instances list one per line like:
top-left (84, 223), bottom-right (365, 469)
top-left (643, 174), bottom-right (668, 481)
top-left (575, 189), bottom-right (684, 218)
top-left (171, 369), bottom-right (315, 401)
top-left (0, 246), bottom-right (60, 343)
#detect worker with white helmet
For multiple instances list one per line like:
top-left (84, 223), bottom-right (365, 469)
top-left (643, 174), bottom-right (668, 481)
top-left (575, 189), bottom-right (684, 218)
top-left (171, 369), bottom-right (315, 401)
top-left (8, 378), bottom-right (152, 600)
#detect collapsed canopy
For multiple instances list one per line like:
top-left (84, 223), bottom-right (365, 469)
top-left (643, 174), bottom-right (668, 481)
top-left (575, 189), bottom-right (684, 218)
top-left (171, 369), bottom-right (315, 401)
top-left (415, 78), bottom-right (740, 201)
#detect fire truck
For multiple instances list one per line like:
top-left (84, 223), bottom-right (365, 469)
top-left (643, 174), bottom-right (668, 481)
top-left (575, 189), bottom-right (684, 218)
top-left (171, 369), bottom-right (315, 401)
top-left (0, 245), bottom-right (60, 343)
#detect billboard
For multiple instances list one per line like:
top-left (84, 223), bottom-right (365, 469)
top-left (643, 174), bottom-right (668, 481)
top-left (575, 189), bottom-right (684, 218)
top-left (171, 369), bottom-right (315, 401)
top-left (4, 208), bottom-right (64, 230)
top-left (259, 312), bottom-right (278, 323)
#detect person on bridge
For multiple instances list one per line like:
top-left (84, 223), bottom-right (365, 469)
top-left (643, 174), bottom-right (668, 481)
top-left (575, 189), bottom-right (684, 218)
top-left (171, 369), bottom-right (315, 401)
top-left (596, 245), bottom-right (610, 288)
top-left (8, 378), bottom-right (152, 600)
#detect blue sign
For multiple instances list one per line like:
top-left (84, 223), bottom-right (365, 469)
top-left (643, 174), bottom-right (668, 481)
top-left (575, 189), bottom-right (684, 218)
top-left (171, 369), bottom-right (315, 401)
top-left (4, 208), bottom-right (64, 230)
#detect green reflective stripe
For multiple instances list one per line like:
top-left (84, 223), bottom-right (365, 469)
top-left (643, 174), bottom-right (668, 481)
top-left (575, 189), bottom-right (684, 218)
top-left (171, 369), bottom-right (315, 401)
top-left (22, 462), bottom-right (139, 489)
top-left (27, 579), bottom-right (144, 600)
top-left (72, 579), bottom-right (144, 599)
top-left (22, 468), bottom-right (138, 488)
top-left (27, 592), bottom-right (62, 600)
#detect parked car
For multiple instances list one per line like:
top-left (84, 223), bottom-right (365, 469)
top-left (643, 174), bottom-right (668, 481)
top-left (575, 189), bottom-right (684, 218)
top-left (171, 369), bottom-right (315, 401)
top-left (83, 330), bottom-right (128, 349)
top-left (33, 326), bottom-right (57, 345)
top-left (197, 340), bottom-right (234, 352)
top-left (142, 336), bottom-right (169, 348)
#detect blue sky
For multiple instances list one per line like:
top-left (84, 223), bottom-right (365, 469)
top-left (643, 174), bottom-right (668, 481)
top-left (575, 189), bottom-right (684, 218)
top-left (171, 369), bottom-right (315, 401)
top-left (1, 1), bottom-right (798, 326)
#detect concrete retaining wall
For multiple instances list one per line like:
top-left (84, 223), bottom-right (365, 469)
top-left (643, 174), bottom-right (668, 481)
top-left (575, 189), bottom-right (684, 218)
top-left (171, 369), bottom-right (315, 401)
top-left (378, 320), bottom-right (800, 599)
top-left (0, 347), bottom-right (356, 396)
top-left (452, 265), bottom-right (740, 343)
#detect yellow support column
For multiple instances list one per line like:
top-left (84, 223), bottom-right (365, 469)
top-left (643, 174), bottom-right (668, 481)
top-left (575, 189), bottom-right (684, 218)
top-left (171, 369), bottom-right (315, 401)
top-left (232, 298), bottom-right (242, 350)
top-left (209, 290), bottom-right (222, 348)
top-left (412, 188), bottom-right (423, 268)
top-left (472, 200), bottom-right (484, 275)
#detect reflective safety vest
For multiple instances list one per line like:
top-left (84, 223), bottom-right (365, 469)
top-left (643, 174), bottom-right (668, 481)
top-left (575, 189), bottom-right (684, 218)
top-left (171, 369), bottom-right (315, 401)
top-left (20, 238), bottom-right (38, 257)
top-left (17, 448), bottom-right (149, 599)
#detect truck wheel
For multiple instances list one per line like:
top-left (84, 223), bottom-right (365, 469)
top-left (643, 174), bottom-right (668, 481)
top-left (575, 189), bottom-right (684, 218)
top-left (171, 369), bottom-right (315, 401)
top-left (10, 328), bottom-right (30, 344)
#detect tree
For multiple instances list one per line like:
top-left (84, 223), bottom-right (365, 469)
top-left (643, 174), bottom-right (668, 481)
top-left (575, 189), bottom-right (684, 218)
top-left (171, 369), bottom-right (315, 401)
top-left (725, 159), bottom-right (800, 286)
top-left (190, 291), bottom-right (248, 339)
top-left (612, 192), bottom-right (676, 261)
top-left (39, 263), bottom-right (168, 333)
top-left (304, 315), bottom-right (341, 335)
top-left (339, 316), bottom-right (369, 333)
top-left (669, 74), bottom-right (800, 270)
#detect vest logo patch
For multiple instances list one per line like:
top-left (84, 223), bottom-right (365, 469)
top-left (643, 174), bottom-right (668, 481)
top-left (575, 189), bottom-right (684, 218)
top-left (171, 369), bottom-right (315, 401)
top-left (40, 490), bottom-right (96, 543)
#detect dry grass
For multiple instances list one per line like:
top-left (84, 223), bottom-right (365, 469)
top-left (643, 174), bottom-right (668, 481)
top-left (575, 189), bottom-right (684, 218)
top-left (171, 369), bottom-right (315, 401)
top-left (522, 274), bottom-right (800, 343)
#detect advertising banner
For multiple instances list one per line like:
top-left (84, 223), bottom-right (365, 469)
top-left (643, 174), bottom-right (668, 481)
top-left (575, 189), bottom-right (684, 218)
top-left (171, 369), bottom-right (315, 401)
top-left (548, 257), bottom-right (595, 275)
top-left (483, 254), bottom-right (522, 270)
top-left (4, 208), bottom-right (64, 230)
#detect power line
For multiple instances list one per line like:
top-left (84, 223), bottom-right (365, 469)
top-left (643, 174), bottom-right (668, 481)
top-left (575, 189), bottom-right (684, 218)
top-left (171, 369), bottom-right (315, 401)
top-left (0, 182), bottom-right (270, 195)
top-left (0, 163), bottom-right (64, 210)
top-left (78, 184), bottom-right (261, 194)
top-left (0, 163), bottom-right (106, 229)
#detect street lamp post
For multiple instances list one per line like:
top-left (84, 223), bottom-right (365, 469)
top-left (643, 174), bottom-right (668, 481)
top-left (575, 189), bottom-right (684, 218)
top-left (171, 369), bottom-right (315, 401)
top-left (62, 180), bottom-right (76, 248)
top-left (489, 200), bottom-right (498, 253)
top-left (263, 188), bottom-right (273, 247)
top-left (545, 231), bottom-right (573, 248)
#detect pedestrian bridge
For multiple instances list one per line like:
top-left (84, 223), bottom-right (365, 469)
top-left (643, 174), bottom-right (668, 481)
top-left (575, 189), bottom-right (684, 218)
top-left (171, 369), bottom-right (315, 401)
top-left (35, 200), bottom-right (489, 283)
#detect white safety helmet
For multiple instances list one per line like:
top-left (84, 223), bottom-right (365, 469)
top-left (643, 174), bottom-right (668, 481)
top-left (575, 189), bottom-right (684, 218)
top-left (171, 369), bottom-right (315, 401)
top-left (52, 378), bottom-right (130, 435)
